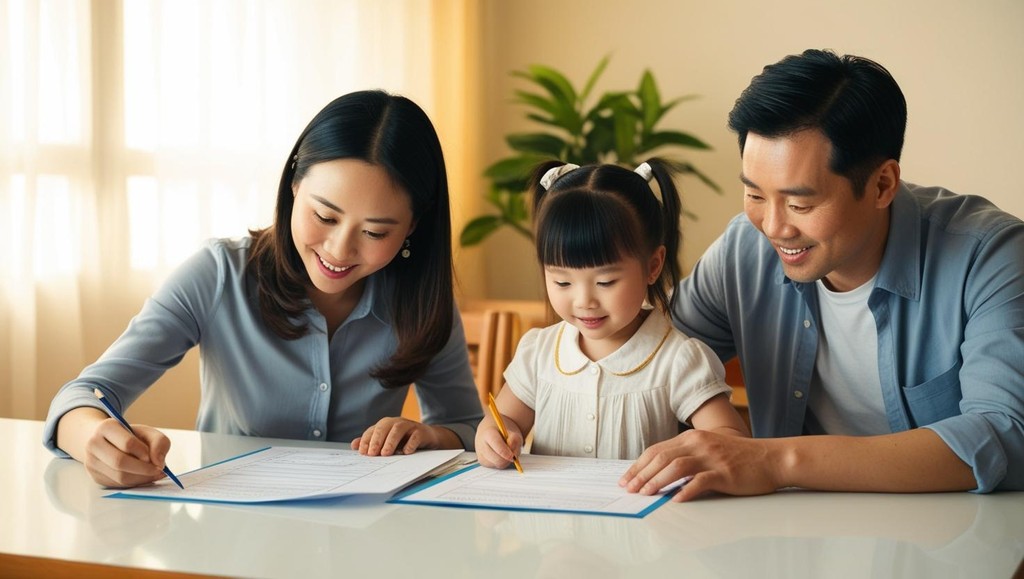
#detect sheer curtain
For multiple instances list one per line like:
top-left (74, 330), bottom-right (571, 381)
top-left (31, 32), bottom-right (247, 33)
top-left (0, 0), bottom-right (481, 425)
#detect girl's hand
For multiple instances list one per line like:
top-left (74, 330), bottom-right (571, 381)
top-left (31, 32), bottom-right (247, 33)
top-left (474, 419), bottom-right (524, 469)
top-left (84, 418), bottom-right (171, 488)
top-left (352, 417), bottom-right (449, 456)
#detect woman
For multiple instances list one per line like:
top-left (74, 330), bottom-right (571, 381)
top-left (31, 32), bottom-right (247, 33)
top-left (44, 90), bottom-right (482, 488)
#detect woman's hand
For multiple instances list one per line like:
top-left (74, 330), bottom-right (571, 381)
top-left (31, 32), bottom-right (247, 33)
top-left (85, 418), bottom-right (171, 488)
top-left (57, 406), bottom-right (172, 488)
top-left (351, 417), bottom-right (459, 455)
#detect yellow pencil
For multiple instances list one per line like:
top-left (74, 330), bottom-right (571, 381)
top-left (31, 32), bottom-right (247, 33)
top-left (487, 392), bottom-right (524, 474)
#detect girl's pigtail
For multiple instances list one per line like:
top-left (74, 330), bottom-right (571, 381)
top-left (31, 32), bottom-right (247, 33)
top-left (646, 158), bottom-right (683, 311)
top-left (529, 160), bottom-right (567, 223)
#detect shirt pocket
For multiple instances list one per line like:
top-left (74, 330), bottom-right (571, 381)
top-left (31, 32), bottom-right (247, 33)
top-left (902, 360), bottom-right (963, 427)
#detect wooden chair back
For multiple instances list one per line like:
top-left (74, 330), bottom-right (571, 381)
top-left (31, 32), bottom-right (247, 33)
top-left (462, 309), bottom-right (523, 409)
top-left (401, 303), bottom-right (541, 420)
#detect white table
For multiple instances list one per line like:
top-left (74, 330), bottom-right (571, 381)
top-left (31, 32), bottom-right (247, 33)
top-left (1, 418), bottom-right (1021, 578)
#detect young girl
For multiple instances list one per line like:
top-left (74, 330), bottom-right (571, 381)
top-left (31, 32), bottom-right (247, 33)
top-left (476, 160), bottom-right (749, 468)
top-left (45, 90), bottom-right (483, 488)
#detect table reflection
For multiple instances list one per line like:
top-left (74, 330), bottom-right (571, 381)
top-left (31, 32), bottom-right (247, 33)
top-left (43, 458), bottom-right (174, 555)
top-left (34, 426), bottom-right (1024, 579)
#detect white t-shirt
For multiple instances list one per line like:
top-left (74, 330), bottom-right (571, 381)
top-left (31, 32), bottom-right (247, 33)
top-left (504, 312), bottom-right (732, 459)
top-left (809, 275), bottom-right (890, 435)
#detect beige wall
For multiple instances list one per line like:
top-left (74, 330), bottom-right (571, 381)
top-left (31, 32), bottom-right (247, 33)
top-left (472, 0), bottom-right (1024, 299)
top-left (22, 1), bottom-right (1024, 429)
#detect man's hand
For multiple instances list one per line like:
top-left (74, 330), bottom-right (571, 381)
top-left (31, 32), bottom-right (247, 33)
top-left (619, 430), bottom-right (783, 502)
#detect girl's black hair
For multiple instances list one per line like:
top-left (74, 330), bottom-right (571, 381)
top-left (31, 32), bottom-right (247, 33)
top-left (529, 158), bottom-right (682, 313)
top-left (247, 90), bottom-right (454, 388)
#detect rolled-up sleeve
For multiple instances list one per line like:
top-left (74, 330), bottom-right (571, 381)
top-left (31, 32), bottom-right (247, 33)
top-left (926, 220), bottom-right (1024, 492)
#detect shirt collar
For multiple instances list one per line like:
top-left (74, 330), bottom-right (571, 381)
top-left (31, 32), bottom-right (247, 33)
top-left (360, 273), bottom-right (388, 323)
top-left (873, 183), bottom-right (921, 300)
top-left (554, 311), bottom-right (673, 376)
top-left (302, 272), bottom-right (385, 327)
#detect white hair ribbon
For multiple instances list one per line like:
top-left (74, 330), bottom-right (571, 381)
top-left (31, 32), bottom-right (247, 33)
top-left (539, 163), bottom-right (580, 190)
top-left (633, 162), bottom-right (654, 182)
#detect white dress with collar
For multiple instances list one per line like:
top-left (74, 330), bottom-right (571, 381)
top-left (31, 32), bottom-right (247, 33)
top-left (504, 312), bottom-right (731, 460)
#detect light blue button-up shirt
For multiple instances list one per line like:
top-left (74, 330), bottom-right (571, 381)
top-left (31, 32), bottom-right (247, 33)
top-left (673, 182), bottom-right (1024, 492)
top-left (43, 237), bottom-right (483, 454)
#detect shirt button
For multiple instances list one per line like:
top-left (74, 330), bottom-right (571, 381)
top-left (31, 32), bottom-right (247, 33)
top-left (794, 391), bottom-right (804, 399)
top-left (312, 429), bottom-right (322, 437)
top-left (586, 413), bottom-right (595, 421)
top-left (584, 445), bottom-right (594, 453)
top-left (803, 320), bottom-right (811, 328)
top-left (318, 383), bottom-right (328, 392)
top-left (589, 365), bottom-right (598, 375)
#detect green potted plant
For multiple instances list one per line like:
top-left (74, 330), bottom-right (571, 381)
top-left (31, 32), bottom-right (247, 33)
top-left (460, 56), bottom-right (720, 246)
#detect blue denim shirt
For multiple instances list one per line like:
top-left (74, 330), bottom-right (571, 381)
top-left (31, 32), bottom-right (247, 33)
top-left (44, 237), bottom-right (483, 454)
top-left (673, 182), bottom-right (1024, 492)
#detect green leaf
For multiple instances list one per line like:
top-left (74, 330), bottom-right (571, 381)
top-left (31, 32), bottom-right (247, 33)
top-left (464, 58), bottom-right (722, 246)
top-left (506, 133), bottom-right (567, 158)
top-left (652, 94), bottom-right (699, 126)
top-left (636, 130), bottom-right (711, 154)
top-left (511, 72), bottom-right (571, 112)
top-left (505, 192), bottom-right (530, 222)
top-left (523, 65), bottom-right (577, 106)
top-left (584, 91), bottom-right (631, 122)
top-left (513, 90), bottom-right (559, 119)
top-left (612, 110), bottom-right (637, 164)
top-left (515, 67), bottom-right (585, 133)
top-left (484, 186), bottom-right (503, 205)
top-left (580, 55), bottom-right (610, 102)
top-left (460, 215), bottom-right (504, 246)
top-left (524, 113), bottom-right (569, 131)
top-left (582, 116), bottom-right (616, 162)
top-left (484, 155), bottom-right (546, 188)
top-left (638, 70), bottom-right (661, 133)
top-left (514, 90), bottom-right (579, 133)
top-left (604, 92), bottom-right (639, 117)
top-left (670, 160), bottom-right (723, 194)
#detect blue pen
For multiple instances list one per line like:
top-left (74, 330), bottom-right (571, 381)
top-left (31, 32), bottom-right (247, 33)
top-left (93, 388), bottom-right (185, 489)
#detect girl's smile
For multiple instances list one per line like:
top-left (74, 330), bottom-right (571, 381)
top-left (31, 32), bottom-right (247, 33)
top-left (544, 253), bottom-right (661, 361)
top-left (575, 315), bottom-right (608, 329)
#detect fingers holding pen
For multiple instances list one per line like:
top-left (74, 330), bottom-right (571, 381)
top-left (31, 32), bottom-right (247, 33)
top-left (476, 426), bottom-right (522, 469)
top-left (85, 419), bottom-right (167, 487)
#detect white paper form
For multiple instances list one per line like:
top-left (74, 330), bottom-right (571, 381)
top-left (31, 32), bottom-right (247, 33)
top-left (107, 447), bottom-right (463, 504)
top-left (391, 454), bottom-right (674, 518)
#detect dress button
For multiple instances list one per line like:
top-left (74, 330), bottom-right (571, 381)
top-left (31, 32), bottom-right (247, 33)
top-left (794, 391), bottom-right (804, 399)
top-left (312, 429), bottom-right (322, 437)
top-left (586, 413), bottom-right (595, 421)
top-left (589, 365), bottom-right (599, 375)
top-left (584, 445), bottom-right (594, 453)
top-left (319, 382), bottom-right (328, 392)
top-left (803, 319), bottom-right (811, 328)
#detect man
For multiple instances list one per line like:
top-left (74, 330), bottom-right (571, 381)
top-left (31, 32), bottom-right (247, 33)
top-left (620, 49), bottom-right (1023, 501)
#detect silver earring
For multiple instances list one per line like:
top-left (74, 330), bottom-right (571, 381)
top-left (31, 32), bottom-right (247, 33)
top-left (401, 238), bottom-right (411, 259)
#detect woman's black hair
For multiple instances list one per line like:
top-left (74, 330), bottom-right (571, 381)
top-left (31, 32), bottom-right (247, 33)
top-left (247, 90), bottom-right (454, 388)
top-left (528, 158), bottom-right (682, 313)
